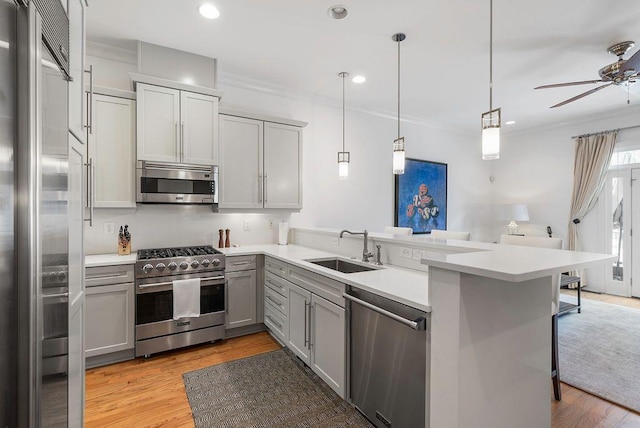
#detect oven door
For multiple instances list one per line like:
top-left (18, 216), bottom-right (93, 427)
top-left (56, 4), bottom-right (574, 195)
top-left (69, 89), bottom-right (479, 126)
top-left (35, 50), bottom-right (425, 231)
top-left (136, 161), bottom-right (217, 205)
top-left (135, 272), bottom-right (226, 341)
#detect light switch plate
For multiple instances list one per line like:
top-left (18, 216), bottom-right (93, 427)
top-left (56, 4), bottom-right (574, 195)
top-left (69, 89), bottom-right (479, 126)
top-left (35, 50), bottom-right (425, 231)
top-left (243, 219), bottom-right (251, 231)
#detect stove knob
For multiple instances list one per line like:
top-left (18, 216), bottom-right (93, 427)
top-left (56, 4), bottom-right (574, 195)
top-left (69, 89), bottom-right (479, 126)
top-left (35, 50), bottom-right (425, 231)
top-left (179, 262), bottom-right (189, 270)
top-left (201, 259), bottom-right (211, 267)
top-left (168, 262), bottom-right (178, 271)
top-left (155, 263), bottom-right (166, 272)
top-left (142, 264), bottom-right (154, 274)
top-left (191, 260), bottom-right (200, 268)
top-left (49, 272), bottom-right (57, 280)
top-left (57, 271), bottom-right (67, 281)
top-left (211, 258), bottom-right (221, 267)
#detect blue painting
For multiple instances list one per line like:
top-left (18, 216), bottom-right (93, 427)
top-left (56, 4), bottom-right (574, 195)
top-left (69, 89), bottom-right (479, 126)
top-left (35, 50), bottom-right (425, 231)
top-left (394, 158), bottom-right (447, 234)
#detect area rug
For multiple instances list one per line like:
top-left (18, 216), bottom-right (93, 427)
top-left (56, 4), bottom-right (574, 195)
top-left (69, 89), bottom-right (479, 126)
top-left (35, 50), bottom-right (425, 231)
top-left (558, 296), bottom-right (640, 412)
top-left (182, 348), bottom-right (372, 428)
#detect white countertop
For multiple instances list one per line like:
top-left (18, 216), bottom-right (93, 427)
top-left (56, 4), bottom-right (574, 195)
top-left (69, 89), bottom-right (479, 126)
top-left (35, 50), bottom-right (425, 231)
top-left (217, 245), bottom-right (431, 312)
top-left (85, 253), bottom-right (137, 268)
top-left (417, 240), bottom-right (614, 282)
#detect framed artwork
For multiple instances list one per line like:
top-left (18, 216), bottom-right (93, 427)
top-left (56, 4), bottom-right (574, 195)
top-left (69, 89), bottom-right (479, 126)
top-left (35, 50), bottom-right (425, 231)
top-left (394, 158), bottom-right (447, 234)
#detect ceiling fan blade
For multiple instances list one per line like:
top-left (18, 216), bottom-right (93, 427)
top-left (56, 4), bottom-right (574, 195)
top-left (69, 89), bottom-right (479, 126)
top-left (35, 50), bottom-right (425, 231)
top-left (535, 79), bottom-right (605, 89)
top-left (620, 49), bottom-right (640, 74)
top-left (550, 83), bottom-right (614, 108)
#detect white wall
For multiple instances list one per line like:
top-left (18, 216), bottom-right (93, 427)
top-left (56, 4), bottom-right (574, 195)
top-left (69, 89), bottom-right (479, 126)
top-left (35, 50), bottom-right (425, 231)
top-left (84, 45), bottom-right (495, 253)
top-left (493, 106), bottom-right (640, 245)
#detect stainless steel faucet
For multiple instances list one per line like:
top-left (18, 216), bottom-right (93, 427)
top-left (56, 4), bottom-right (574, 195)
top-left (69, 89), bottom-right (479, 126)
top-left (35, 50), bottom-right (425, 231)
top-left (339, 229), bottom-right (374, 262)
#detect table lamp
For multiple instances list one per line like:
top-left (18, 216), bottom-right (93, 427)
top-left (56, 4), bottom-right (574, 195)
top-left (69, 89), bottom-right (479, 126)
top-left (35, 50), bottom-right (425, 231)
top-left (499, 204), bottom-right (529, 235)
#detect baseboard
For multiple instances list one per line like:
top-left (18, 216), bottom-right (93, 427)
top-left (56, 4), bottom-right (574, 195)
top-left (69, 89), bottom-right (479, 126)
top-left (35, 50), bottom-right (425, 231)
top-left (86, 348), bottom-right (135, 369)
top-left (224, 323), bottom-right (267, 339)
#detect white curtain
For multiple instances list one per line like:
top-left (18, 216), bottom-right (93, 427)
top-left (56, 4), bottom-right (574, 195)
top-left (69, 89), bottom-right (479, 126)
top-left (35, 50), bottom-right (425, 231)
top-left (567, 131), bottom-right (617, 283)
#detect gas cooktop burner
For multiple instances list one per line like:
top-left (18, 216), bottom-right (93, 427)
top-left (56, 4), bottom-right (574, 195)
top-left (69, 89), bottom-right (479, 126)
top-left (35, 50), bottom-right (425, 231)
top-left (137, 245), bottom-right (219, 260)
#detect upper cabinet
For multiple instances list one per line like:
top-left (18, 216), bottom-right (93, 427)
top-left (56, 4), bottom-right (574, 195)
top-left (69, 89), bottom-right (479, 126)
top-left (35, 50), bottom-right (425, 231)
top-left (136, 83), bottom-right (219, 166)
top-left (68, 0), bottom-right (86, 144)
top-left (219, 114), bottom-right (303, 210)
top-left (88, 93), bottom-right (136, 208)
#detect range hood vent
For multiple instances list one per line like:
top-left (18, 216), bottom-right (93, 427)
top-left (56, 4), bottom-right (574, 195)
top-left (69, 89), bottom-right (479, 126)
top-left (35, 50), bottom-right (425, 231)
top-left (137, 41), bottom-right (217, 89)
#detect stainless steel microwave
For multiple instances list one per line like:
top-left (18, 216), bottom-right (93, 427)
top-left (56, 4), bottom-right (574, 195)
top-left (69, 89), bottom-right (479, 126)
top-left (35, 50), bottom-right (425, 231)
top-left (136, 161), bottom-right (218, 209)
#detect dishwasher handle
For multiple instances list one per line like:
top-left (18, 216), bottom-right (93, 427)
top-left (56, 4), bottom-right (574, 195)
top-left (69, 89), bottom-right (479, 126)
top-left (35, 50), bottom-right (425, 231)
top-left (343, 293), bottom-right (427, 331)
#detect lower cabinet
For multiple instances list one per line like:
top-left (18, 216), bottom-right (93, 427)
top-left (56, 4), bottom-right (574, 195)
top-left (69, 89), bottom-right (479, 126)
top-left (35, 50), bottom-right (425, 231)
top-left (226, 269), bottom-right (257, 329)
top-left (288, 282), bottom-right (345, 397)
top-left (264, 256), bottom-right (346, 398)
top-left (85, 265), bottom-right (135, 367)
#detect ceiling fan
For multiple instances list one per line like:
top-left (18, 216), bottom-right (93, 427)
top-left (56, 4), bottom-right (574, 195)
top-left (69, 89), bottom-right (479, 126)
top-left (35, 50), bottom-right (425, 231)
top-left (535, 41), bottom-right (640, 108)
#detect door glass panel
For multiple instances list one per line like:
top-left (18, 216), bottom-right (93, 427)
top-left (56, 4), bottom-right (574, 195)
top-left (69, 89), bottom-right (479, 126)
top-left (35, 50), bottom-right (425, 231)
top-left (611, 177), bottom-right (623, 280)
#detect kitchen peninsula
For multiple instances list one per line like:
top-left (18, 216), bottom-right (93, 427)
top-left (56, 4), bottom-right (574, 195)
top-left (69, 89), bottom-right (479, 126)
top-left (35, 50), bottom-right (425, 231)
top-left (220, 228), bottom-right (613, 428)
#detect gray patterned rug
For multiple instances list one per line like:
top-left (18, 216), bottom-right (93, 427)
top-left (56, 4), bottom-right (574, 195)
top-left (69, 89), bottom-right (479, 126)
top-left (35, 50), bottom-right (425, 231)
top-left (559, 296), bottom-right (640, 412)
top-left (182, 348), bottom-right (372, 427)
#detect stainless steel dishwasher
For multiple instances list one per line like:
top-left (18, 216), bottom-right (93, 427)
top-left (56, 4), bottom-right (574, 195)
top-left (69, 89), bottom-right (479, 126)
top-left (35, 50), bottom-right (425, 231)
top-left (344, 287), bottom-right (429, 428)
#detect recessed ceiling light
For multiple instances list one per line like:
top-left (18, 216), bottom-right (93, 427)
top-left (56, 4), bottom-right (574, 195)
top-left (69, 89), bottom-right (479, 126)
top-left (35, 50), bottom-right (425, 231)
top-left (505, 120), bottom-right (516, 125)
top-left (199, 3), bottom-right (220, 19)
top-left (328, 4), bottom-right (348, 19)
top-left (352, 75), bottom-right (366, 84)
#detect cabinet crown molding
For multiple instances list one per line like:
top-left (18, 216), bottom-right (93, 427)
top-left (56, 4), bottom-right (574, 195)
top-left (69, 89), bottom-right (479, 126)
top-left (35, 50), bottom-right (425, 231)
top-left (130, 73), bottom-right (224, 99)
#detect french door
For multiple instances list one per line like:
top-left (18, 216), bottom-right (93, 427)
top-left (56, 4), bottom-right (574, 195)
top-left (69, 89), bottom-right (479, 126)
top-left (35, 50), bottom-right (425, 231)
top-left (632, 169), bottom-right (640, 297)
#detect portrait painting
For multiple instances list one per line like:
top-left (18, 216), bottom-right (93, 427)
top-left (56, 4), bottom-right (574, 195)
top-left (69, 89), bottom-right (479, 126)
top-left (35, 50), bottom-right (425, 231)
top-left (394, 158), bottom-right (447, 234)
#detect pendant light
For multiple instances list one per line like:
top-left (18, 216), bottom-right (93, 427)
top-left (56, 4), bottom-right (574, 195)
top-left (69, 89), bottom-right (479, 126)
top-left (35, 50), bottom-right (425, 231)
top-left (337, 72), bottom-right (350, 180)
top-left (481, 0), bottom-right (500, 160)
top-left (392, 33), bottom-right (406, 174)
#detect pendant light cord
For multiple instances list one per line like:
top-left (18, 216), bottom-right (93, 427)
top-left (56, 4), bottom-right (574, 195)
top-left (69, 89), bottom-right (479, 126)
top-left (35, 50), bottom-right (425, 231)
top-left (489, 0), bottom-right (493, 111)
top-left (397, 38), bottom-right (401, 139)
top-left (342, 73), bottom-right (346, 151)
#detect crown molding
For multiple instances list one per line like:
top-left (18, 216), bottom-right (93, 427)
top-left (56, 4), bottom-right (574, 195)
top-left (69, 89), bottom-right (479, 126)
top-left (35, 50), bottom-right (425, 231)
top-left (217, 71), bottom-right (475, 138)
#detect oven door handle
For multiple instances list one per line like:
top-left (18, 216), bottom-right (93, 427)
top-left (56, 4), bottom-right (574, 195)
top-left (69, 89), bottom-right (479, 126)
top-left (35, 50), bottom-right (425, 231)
top-left (138, 275), bottom-right (225, 289)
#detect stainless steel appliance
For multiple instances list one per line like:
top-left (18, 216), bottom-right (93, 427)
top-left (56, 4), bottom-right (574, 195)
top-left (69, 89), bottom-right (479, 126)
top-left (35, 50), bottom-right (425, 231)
top-left (136, 161), bottom-right (218, 208)
top-left (345, 287), bottom-right (429, 428)
top-left (2, 1), bottom-right (81, 426)
top-left (135, 245), bottom-right (226, 357)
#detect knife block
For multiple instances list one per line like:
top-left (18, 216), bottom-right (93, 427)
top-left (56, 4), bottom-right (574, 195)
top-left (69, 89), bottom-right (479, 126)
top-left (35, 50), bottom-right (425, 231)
top-left (118, 237), bottom-right (131, 255)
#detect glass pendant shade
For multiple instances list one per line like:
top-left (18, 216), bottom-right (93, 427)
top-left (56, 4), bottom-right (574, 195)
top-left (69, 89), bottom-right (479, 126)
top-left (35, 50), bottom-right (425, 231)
top-left (482, 108), bottom-right (501, 160)
top-left (338, 151), bottom-right (350, 180)
top-left (393, 137), bottom-right (405, 174)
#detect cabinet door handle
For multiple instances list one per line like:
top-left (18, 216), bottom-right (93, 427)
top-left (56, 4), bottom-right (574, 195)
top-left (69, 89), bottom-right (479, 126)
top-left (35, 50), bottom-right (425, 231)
top-left (174, 122), bottom-right (179, 159)
top-left (264, 173), bottom-right (268, 204)
top-left (267, 295), bottom-right (283, 308)
top-left (258, 174), bottom-right (263, 203)
top-left (304, 301), bottom-right (308, 347)
top-left (266, 314), bottom-right (282, 329)
top-left (225, 280), bottom-right (229, 314)
top-left (308, 302), bottom-right (313, 349)
top-left (84, 65), bottom-right (93, 134)
top-left (83, 158), bottom-right (94, 226)
top-left (181, 122), bottom-right (185, 160)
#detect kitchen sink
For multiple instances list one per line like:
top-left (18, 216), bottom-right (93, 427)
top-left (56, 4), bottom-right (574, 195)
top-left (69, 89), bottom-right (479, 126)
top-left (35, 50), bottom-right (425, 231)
top-left (306, 258), bottom-right (378, 273)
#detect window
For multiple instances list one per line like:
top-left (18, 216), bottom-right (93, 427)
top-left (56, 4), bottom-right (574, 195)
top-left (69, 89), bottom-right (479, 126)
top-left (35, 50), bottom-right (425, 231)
top-left (610, 148), bottom-right (640, 167)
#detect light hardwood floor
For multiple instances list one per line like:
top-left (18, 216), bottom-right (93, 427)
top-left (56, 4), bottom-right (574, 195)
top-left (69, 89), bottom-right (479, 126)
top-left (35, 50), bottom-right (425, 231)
top-left (86, 309), bottom-right (640, 427)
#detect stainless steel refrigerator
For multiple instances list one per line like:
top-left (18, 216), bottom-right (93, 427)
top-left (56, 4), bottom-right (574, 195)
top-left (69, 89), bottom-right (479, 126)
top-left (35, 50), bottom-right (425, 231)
top-left (1, 0), bottom-right (83, 426)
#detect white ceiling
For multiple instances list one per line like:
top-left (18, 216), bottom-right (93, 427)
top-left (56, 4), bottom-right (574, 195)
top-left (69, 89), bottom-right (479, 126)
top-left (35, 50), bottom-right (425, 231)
top-left (86, 0), bottom-right (640, 134)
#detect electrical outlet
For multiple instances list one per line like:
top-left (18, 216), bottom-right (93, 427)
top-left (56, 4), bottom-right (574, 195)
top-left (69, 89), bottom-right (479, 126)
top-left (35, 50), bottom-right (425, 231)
top-left (412, 248), bottom-right (424, 261)
top-left (103, 222), bottom-right (115, 235)
top-left (268, 219), bottom-right (274, 230)
top-left (400, 247), bottom-right (412, 259)
top-left (243, 219), bottom-right (251, 231)
top-left (331, 238), bottom-right (339, 246)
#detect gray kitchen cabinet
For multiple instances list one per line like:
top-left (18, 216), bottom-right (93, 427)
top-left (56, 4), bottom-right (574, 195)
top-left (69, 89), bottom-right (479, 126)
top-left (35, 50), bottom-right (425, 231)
top-left (263, 256), bottom-right (346, 398)
top-left (85, 265), bottom-right (135, 368)
top-left (225, 255), bottom-right (264, 336)
top-left (136, 82), bottom-right (219, 166)
top-left (68, 0), bottom-right (86, 144)
top-left (88, 93), bottom-right (136, 208)
top-left (287, 282), bottom-right (312, 364)
top-left (218, 113), bottom-right (303, 210)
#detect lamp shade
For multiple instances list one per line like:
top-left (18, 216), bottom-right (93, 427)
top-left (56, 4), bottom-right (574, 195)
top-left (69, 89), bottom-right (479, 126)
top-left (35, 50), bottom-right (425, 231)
top-left (482, 126), bottom-right (500, 160)
top-left (499, 204), bottom-right (529, 221)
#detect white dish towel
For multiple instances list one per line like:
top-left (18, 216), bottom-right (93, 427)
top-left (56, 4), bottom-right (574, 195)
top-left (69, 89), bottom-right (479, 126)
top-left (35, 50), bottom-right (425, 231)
top-left (173, 278), bottom-right (201, 320)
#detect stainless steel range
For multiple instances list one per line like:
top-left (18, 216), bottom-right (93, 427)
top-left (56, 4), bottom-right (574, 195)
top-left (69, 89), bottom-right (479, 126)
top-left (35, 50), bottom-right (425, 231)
top-left (135, 245), bottom-right (226, 357)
